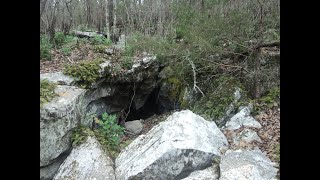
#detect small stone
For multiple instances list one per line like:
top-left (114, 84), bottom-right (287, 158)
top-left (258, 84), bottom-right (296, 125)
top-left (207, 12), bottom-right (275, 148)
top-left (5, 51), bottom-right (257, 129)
top-left (124, 120), bottom-right (143, 135)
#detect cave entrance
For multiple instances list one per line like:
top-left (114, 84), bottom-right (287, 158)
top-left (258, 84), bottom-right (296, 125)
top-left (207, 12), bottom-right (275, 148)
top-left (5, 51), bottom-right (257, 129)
top-left (125, 86), bottom-right (166, 121)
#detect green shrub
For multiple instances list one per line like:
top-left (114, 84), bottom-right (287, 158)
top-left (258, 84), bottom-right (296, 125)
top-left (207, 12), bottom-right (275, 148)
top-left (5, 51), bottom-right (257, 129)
top-left (54, 32), bottom-right (66, 47)
top-left (63, 58), bottom-right (104, 88)
top-left (97, 113), bottom-right (125, 150)
top-left (90, 35), bottom-right (112, 46)
top-left (94, 45), bottom-right (108, 53)
top-left (40, 79), bottom-right (57, 108)
top-left (40, 35), bottom-right (52, 60)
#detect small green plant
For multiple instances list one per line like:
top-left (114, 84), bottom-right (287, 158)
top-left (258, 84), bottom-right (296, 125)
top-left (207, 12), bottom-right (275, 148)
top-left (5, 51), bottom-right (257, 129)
top-left (63, 58), bottom-right (104, 88)
top-left (40, 35), bottom-right (52, 60)
top-left (54, 32), bottom-right (66, 47)
top-left (121, 56), bottom-right (133, 70)
top-left (40, 79), bottom-right (57, 108)
top-left (252, 87), bottom-right (280, 112)
top-left (97, 113), bottom-right (125, 151)
top-left (61, 46), bottom-right (72, 56)
top-left (90, 35), bottom-right (112, 46)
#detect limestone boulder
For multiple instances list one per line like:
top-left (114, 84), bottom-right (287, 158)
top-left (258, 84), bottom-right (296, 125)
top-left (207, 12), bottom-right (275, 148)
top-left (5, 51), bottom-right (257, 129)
top-left (53, 136), bottom-right (115, 180)
top-left (40, 85), bottom-right (85, 167)
top-left (115, 110), bottom-right (228, 180)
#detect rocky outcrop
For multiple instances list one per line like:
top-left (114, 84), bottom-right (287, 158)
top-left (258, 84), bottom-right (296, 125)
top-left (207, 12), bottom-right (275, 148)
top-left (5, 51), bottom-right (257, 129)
top-left (40, 85), bottom-right (85, 167)
top-left (40, 72), bottom-right (75, 86)
top-left (220, 149), bottom-right (278, 180)
top-left (40, 54), bottom-right (161, 179)
top-left (115, 110), bottom-right (228, 180)
top-left (53, 136), bottom-right (116, 180)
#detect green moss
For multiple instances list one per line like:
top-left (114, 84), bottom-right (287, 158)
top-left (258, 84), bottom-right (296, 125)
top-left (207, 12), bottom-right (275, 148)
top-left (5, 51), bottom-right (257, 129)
top-left (191, 75), bottom-right (247, 121)
top-left (178, 88), bottom-right (189, 109)
top-left (63, 58), bottom-right (104, 88)
top-left (40, 79), bottom-right (57, 108)
top-left (251, 86), bottom-right (280, 114)
top-left (71, 125), bottom-right (94, 147)
top-left (167, 77), bottom-right (183, 101)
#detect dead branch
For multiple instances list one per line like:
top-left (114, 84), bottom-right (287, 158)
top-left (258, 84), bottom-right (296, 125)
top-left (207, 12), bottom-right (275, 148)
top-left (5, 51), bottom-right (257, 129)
top-left (186, 54), bottom-right (205, 97)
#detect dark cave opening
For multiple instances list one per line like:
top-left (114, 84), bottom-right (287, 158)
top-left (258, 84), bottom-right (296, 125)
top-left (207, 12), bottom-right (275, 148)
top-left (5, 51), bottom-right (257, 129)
top-left (124, 86), bottom-right (167, 121)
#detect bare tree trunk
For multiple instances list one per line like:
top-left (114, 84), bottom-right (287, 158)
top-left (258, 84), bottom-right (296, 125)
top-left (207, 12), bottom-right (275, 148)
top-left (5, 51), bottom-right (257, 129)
top-left (113, 0), bottom-right (117, 41)
top-left (105, 0), bottom-right (110, 39)
top-left (49, 0), bottom-right (60, 43)
top-left (40, 0), bottom-right (48, 19)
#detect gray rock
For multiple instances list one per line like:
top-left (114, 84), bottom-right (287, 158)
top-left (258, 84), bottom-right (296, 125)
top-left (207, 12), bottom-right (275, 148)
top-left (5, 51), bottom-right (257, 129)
top-left (182, 165), bottom-right (219, 180)
top-left (142, 55), bottom-right (156, 64)
top-left (225, 107), bottom-right (261, 130)
top-left (220, 149), bottom-right (278, 180)
top-left (40, 149), bottom-right (70, 180)
top-left (40, 85), bottom-right (85, 167)
top-left (98, 60), bottom-right (111, 77)
top-left (53, 136), bottom-right (116, 180)
top-left (124, 120), bottom-right (143, 135)
top-left (105, 48), bottom-right (114, 55)
top-left (233, 129), bottom-right (262, 145)
top-left (40, 72), bottom-right (75, 86)
top-left (216, 87), bottom-right (242, 127)
top-left (115, 110), bottom-right (228, 180)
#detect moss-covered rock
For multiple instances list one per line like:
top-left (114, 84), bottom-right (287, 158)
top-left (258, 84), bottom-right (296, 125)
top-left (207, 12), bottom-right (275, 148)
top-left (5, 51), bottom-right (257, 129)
top-left (158, 66), bottom-right (185, 110)
top-left (40, 79), bottom-right (57, 108)
top-left (63, 58), bottom-right (105, 89)
top-left (191, 75), bottom-right (248, 124)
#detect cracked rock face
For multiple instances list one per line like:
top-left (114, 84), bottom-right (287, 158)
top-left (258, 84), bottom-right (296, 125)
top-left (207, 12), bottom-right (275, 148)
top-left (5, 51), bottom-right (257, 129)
top-left (40, 85), bottom-right (85, 167)
top-left (53, 136), bottom-right (115, 180)
top-left (115, 110), bottom-right (228, 180)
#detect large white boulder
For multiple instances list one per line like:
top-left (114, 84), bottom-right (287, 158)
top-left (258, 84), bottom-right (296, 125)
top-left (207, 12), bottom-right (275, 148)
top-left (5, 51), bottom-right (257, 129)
top-left (115, 110), bottom-right (228, 180)
top-left (53, 136), bottom-right (115, 180)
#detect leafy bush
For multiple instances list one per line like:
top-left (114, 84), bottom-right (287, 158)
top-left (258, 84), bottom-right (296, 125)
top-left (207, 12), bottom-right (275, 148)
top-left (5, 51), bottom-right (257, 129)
top-left (90, 35), bottom-right (112, 46)
top-left (54, 32), bottom-right (66, 47)
top-left (40, 79), bottom-right (57, 108)
top-left (63, 58), bottom-right (104, 88)
top-left (40, 35), bottom-right (52, 60)
top-left (97, 113), bottom-right (125, 150)
top-left (61, 46), bottom-right (72, 56)
top-left (94, 45), bottom-right (108, 53)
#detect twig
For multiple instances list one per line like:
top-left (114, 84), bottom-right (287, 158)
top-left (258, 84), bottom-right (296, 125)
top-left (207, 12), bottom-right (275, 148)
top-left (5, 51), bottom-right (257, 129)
top-left (124, 82), bottom-right (136, 121)
top-left (67, 57), bottom-right (74, 63)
